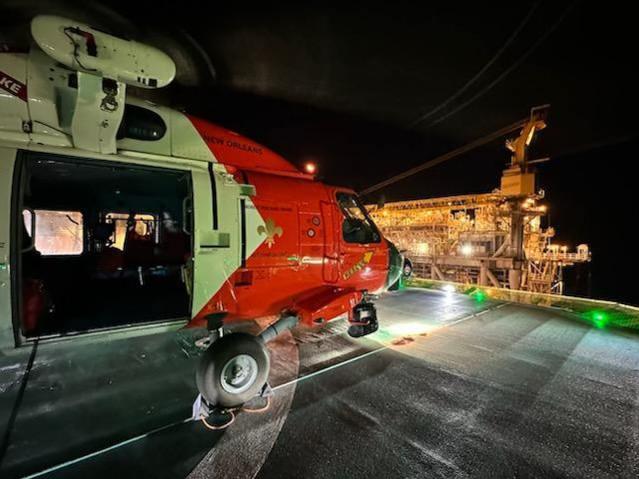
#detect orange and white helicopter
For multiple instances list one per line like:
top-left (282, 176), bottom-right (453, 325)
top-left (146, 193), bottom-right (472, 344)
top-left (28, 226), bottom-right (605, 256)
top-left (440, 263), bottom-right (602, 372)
top-left (0, 16), bottom-right (402, 409)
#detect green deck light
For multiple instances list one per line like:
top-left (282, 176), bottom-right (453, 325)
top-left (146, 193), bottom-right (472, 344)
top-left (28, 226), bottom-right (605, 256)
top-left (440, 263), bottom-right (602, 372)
top-left (589, 310), bottom-right (609, 328)
top-left (473, 290), bottom-right (487, 303)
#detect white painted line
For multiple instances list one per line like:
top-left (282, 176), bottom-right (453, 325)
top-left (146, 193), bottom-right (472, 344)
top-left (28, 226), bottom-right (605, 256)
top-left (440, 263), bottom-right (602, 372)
top-left (273, 346), bottom-right (389, 391)
top-left (22, 419), bottom-right (191, 478)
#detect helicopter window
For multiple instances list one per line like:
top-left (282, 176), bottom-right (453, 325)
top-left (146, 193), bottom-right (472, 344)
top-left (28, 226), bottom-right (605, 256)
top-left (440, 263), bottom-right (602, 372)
top-left (104, 212), bottom-right (158, 250)
top-left (336, 192), bottom-right (381, 244)
top-left (22, 209), bottom-right (84, 256)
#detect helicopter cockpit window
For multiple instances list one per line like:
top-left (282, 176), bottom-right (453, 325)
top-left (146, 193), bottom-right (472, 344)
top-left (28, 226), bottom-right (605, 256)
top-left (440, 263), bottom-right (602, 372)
top-left (336, 192), bottom-right (381, 244)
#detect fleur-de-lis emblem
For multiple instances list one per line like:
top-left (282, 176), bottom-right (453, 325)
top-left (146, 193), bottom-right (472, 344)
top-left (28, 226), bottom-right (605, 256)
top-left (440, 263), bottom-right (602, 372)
top-left (257, 218), bottom-right (283, 248)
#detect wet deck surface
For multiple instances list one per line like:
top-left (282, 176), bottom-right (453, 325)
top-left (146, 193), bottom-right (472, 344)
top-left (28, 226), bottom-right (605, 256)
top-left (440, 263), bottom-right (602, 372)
top-left (5, 288), bottom-right (639, 478)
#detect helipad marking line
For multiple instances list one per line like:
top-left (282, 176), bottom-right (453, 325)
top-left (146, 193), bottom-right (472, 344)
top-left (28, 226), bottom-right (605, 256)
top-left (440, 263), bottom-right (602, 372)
top-left (273, 347), bottom-right (388, 392)
top-left (21, 419), bottom-right (191, 478)
top-left (21, 302), bottom-right (504, 479)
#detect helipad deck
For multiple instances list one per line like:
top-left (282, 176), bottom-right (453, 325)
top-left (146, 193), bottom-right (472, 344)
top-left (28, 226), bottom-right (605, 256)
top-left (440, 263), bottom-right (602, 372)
top-left (4, 288), bottom-right (638, 478)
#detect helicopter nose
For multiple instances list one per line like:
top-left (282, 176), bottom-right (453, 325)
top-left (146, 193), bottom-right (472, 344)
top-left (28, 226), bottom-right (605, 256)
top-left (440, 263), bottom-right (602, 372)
top-left (385, 240), bottom-right (403, 289)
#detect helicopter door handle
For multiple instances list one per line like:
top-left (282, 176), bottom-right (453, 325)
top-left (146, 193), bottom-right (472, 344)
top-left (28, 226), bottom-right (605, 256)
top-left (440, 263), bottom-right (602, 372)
top-left (197, 231), bottom-right (230, 251)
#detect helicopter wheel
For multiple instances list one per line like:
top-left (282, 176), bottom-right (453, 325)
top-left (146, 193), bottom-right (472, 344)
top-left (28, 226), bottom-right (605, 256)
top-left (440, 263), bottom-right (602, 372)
top-left (196, 333), bottom-right (270, 408)
top-left (402, 258), bottom-right (413, 278)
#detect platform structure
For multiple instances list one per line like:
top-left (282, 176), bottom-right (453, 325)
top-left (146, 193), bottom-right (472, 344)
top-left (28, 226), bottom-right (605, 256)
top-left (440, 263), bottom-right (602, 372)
top-left (371, 193), bottom-right (587, 293)
top-left (369, 106), bottom-right (590, 294)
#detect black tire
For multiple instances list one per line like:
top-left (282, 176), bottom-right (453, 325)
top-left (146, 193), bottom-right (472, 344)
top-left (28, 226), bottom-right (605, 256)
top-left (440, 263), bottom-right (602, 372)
top-left (196, 333), bottom-right (270, 408)
top-left (402, 259), bottom-right (413, 278)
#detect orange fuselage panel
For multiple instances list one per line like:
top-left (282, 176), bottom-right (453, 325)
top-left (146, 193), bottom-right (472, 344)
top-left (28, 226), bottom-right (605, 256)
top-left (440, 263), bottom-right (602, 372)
top-left (189, 116), bottom-right (394, 326)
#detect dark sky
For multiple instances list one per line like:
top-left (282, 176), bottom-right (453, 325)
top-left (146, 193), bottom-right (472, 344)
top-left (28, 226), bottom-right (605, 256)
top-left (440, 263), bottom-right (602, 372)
top-left (2, 0), bottom-right (638, 302)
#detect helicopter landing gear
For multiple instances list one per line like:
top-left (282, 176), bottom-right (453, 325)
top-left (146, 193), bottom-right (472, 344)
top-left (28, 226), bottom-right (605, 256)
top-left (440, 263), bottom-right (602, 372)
top-left (347, 300), bottom-right (379, 338)
top-left (195, 313), bottom-right (299, 409)
top-left (196, 332), bottom-right (270, 408)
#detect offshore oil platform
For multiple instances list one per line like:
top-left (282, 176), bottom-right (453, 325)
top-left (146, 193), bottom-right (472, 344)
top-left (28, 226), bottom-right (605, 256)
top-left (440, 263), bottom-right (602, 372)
top-left (370, 106), bottom-right (590, 294)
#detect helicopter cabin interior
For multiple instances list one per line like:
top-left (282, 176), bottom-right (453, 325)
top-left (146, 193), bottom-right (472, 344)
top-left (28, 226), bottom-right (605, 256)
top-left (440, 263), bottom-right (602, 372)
top-left (15, 151), bottom-right (193, 340)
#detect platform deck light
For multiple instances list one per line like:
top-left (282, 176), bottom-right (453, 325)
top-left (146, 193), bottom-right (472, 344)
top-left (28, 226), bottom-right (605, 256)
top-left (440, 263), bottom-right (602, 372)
top-left (304, 162), bottom-right (317, 175)
top-left (461, 244), bottom-right (473, 256)
top-left (442, 284), bottom-right (456, 293)
top-left (473, 289), bottom-right (487, 303)
top-left (590, 310), bottom-right (609, 328)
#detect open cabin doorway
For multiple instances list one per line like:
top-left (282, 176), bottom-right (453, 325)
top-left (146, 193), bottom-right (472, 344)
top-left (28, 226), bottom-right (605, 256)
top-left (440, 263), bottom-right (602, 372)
top-left (15, 152), bottom-right (193, 339)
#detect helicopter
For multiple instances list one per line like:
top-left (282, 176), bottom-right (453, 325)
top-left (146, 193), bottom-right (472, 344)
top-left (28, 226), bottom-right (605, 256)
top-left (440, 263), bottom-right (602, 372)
top-left (0, 15), bottom-right (402, 412)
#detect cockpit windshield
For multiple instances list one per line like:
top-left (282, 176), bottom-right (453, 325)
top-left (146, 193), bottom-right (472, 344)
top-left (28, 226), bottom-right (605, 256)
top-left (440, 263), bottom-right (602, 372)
top-left (336, 192), bottom-right (381, 244)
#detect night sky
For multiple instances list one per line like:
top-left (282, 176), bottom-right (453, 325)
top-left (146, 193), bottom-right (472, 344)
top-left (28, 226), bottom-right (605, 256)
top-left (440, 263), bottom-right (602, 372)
top-left (3, 1), bottom-right (638, 303)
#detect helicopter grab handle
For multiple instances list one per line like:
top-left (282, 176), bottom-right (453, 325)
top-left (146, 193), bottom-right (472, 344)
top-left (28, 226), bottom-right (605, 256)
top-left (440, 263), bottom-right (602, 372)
top-left (182, 196), bottom-right (192, 236)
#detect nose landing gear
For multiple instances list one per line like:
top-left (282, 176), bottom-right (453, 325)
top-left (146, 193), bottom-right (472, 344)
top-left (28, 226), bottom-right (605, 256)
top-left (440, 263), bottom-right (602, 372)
top-left (347, 300), bottom-right (379, 338)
